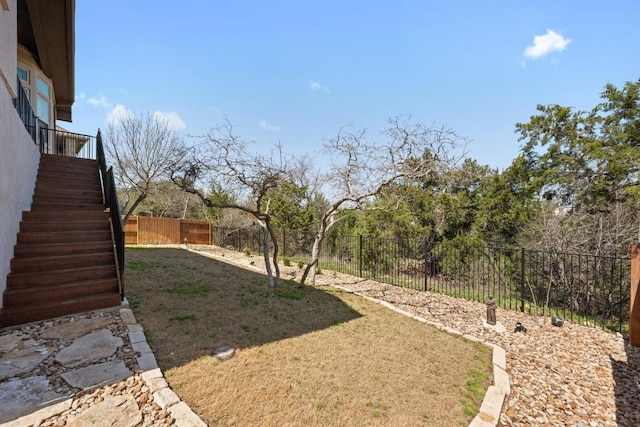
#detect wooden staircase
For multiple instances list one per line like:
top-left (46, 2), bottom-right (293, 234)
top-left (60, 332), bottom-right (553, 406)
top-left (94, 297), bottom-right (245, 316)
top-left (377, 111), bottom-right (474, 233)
top-left (0, 154), bottom-right (122, 328)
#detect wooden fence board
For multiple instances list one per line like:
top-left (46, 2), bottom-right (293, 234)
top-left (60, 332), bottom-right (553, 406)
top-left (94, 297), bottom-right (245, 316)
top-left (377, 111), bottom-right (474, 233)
top-left (123, 216), bottom-right (211, 245)
top-left (123, 216), bottom-right (138, 245)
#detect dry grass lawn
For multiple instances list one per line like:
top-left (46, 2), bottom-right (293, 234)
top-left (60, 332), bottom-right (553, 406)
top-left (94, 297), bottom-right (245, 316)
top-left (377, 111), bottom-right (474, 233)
top-left (126, 247), bottom-right (492, 426)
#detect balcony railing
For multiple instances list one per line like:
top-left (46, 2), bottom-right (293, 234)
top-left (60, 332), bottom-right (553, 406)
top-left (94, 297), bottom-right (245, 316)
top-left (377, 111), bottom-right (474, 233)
top-left (13, 76), bottom-right (95, 159)
top-left (13, 77), bottom-right (37, 143)
top-left (34, 126), bottom-right (96, 159)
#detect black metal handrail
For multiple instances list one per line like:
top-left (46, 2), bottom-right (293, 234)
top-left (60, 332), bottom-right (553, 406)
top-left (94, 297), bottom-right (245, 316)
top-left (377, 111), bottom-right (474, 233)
top-left (97, 131), bottom-right (125, 299)
top-left (13, 77), bottom-right (37, 143)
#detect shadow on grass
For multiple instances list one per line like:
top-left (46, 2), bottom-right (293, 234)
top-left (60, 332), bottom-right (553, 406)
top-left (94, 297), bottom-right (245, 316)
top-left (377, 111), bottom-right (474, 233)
top-left (125, 247), bottom-right (362, 371)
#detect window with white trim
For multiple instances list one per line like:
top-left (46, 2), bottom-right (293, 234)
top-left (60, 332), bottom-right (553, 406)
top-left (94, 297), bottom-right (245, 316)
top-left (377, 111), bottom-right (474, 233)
top-left (16, 64), bottom-right (52, 126)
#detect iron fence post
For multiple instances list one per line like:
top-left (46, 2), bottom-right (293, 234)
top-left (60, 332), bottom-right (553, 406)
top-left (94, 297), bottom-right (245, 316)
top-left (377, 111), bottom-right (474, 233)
top-left (359, 234), bottom-right (363, 278)
top-left (423, 240), bottom-right (428, 291)
top-left (282, 229), bottom-right (286, 258)
top-left (520, 247), bottom-right (525, 313)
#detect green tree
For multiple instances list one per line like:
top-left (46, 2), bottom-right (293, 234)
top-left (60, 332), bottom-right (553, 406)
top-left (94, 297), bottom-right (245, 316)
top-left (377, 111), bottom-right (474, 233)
top-left (514, 78), bottom-right (640, 253)
top-left (516, 78), bottom-right (640, 211)
top-left (267, 181), bottom-right (316, 233)
top-left (473, 156), bottom-right (537, 246)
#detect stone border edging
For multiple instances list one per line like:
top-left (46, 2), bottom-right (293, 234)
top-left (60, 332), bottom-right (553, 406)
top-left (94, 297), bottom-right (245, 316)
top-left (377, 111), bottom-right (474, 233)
top-left (329, 284), bottom-right (509, 427)
top-left (119, 308), bottom-right (208, 427)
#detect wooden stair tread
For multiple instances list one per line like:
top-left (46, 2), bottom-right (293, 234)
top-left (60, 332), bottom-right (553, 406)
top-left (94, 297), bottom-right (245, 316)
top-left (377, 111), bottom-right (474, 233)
top-left (3, 279), bottom-right (119, 306)
top-left (22, 210), bottom-right (109, 219)
top-left (0, 293), bottom-right (122, 328)
top-left (19, 221), bottom-right (111, 233)
top-left (11, 252), bottom-right (115, 272)
top-left (1, 154), bottom-right (122, 327)
top-left (13, 241), bottom-right (114, 257)
top-left (8, 263), bottom-right (115, 277)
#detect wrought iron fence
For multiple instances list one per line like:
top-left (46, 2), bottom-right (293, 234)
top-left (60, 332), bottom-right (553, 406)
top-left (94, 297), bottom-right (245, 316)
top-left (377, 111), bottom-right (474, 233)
top-left (13, 77), bottom-right (37, 143)
top-left (211, 227), bottom-right (630, 332)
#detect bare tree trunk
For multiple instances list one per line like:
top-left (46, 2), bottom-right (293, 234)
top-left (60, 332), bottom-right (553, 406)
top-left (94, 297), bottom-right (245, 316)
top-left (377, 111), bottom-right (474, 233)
top-left (259, 224), bottom-right (274, 288)
top-left (301, 235), bottom-right (321, 285)
top-left (122, 193), bottom-right (147, 226)
top-left (266, 220), bottom-right (281, 287)
top-left (182, 196), bottom-right (189, 219)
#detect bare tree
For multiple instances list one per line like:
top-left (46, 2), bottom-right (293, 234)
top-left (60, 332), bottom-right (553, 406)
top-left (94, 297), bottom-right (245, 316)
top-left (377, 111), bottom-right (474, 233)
top-left (127, 181), bottom-right (206, 219)
top-left (518, 200), bottom-right (638, 257)
top-left (172, 119), bottom-right (289, 288)
top-left (300, 117), bottom-right (468, 284)
top-left (105, 111), bottom-right (187, 224)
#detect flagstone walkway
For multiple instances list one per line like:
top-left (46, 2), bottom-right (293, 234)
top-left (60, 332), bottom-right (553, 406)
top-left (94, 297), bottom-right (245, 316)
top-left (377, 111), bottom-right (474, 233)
top-left (0, 306), bottom-right (206, 427)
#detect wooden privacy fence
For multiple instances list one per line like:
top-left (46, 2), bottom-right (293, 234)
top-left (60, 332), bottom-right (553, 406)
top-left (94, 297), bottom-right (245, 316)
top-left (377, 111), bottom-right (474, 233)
top-left (124, 216), bottom-right (211, 245)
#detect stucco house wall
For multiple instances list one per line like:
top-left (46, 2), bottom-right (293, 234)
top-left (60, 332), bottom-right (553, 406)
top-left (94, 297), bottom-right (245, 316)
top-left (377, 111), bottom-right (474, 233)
top-left (0, 1), bottom-right (41, 301)
top-left (0, 0), bottom-right (17, 97)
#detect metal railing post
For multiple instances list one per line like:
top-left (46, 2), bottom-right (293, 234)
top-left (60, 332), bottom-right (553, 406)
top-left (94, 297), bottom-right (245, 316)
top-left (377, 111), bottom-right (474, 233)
top-left (520, 247), bottom-right (525, 313)
top-left (283, 229), bottom-right (287, 258)
top-left (359, 234), bottom-right (363, 278)
top-left (423, 241), bottom-right (428, 291)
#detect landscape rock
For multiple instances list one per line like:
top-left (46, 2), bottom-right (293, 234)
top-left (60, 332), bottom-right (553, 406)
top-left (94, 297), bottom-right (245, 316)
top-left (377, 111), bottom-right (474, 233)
top-left (60, 360), bottom-right (132, 391)
top-left (40, 317), bottom-right (115, 340)
top-left (212, 345), bottom-right (235, 361)
top-left (0, 345), bottom-right (51, 380)
top-left (65, 394), bottom-right (142, 427)
top-left (0, 331), bottom-right (22, 352)
top-left (55, 329), bottom-right (122, 366)
top-left (0, 376), bottom-right (68, 423)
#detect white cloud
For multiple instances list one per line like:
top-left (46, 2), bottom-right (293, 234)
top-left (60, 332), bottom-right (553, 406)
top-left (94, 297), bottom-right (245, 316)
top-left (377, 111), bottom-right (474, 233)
top-left (106, 104), bottom-right (131, 124)
top-left (310, 80), bottom-right (330, 93)
top-left (259, 119), bottom-right (281, 131)
top-left (88, 95), bottom-right (112, 107)
top-left (153, 111), bottom-right (186, 130)
top-left (524, 29), bottom-right (571, 60)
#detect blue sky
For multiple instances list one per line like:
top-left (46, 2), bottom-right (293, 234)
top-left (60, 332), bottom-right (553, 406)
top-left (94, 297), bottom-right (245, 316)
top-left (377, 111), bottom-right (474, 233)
top-left (62, 1), bottom-right (640, 171)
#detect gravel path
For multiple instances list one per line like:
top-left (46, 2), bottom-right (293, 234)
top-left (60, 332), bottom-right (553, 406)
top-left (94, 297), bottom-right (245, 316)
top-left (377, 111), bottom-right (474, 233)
top-left (190, 245), bottom-right (640, 427)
